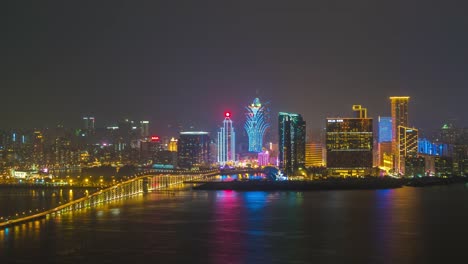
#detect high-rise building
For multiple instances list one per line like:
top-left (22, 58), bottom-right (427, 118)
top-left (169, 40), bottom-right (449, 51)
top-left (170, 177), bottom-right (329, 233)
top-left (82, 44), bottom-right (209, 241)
top-left (305, 142), bottom-right (324, 167)
top-left (178, 132), bottom-right (210, 169)
top-left (168, 137), bottom-right (178, 152)
top-left (378, 116), bottom-right (392, 143)
top-left (140, 121), bottom-right (150, 138)
top-left (245, 98), bottom-right (270, 153)
top-left (217, 112), bottom-right (236, 165)
top-left (83, 117), bottom-right (95, 130)
top-left (396, 126), bottom-right (418, 175)
top-left (326, 106), bottom-right (373, 177)
top-left (278, 112), bottom-right (306, 175)
top-left (390, 97), bottom-right (409, 165)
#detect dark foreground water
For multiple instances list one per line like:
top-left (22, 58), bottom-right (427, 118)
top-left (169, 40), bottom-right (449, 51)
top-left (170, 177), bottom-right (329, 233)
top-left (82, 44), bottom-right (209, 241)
top-left (1, 184), bottom-right (468, 263)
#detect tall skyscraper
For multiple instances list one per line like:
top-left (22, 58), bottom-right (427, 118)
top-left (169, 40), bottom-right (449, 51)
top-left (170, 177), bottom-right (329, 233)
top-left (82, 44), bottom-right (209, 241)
top-left (397, 126), bottom-right (418, 175)
top-left (245, 98), bottom-right (270, 153)
top-left (326, 106), bottom-right (373, 177)
top-left (82, 117), bottom-right (95, 130)
top-left (217, 112), bottom-right (236, 165)
top-left (178, 132), bottom-right (210, 169)
top-left (140, 121), bottom-right (150, 138)
top-left (378, 116), bottom-right (392, 143)
top-left (278, 112), bottom-right (306, 175)
top-left (390, 96), bottom-right (409, 153)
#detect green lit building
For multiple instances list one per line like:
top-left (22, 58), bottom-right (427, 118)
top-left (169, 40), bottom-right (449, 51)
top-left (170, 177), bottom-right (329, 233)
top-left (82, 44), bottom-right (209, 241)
top-left (278, 112), bottom-right (306, 176)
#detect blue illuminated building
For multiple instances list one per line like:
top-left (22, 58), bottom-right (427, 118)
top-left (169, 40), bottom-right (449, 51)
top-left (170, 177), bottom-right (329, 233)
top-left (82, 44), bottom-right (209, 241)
top-left (378, 116), bottom-right (392, 142)
top-left (245, 98), bottom-right (270, 153)
top-left (418, 138), bottom-right (449, 156)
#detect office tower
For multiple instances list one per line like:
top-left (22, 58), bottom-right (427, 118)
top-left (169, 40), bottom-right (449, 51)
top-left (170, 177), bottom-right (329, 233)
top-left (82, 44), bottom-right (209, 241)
top-left (245, 98), bottom-right (270, 153)
top-left (83, 117), bottom-right (95, 130)
top-left (397, 126), bottom-right (418, 175)
top-left (168, 137), bottom-right (178, 152)
top-left (305, 142), bottom-right (324, 167)
top-left (378, 116), bottom-right (392, 143)
top-left (217, 112), bottom-right (236, 165)
top-left (140, 121), bottom-right (150, 138)
top-left (326, 106), bottom-right (373, 176)
top-left (278, 112), bottom-right (306, 175)
top-left (178, 131), bottom-right (210, 169)
top-left (390, 96), bottom-right (409, 151)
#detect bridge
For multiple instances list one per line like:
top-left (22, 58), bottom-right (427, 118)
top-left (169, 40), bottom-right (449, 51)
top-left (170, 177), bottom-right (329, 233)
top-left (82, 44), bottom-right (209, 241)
top-left (0, 170), bottom-right (217, 229)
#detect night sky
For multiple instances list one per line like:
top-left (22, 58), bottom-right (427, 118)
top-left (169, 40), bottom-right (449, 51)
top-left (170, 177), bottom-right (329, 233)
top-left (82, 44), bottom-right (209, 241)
top-left (1, 1), bottom-right (467, 137)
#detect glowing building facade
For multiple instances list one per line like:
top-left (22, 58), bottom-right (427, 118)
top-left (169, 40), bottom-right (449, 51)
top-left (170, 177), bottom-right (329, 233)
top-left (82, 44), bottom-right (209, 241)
top-left (217, 112), bottom-right (236, 165)
top-left (178, 132), bottom-right (210, 169)
top-left (258, 150), bottom-right (270, 167)
top-left (245, 98), bottom-right (270, 153)
top-left (326, 118), bottom-right (373, 176)
top-left (396, 126), bottom-right (418, 175)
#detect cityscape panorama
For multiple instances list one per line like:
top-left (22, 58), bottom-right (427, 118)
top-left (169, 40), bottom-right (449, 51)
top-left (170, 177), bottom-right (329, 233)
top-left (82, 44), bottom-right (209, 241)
top-left (2, 1), bottom-right (468, 263)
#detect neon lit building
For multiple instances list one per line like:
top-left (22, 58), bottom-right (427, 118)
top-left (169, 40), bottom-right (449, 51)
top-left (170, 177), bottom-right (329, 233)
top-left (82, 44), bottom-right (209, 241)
top-left (217, 112), bottom-right (236, 165)
top-left (258, 150), bottom-right (270, 167)
top-left (378, 116), bottom-right (392, 143)
top-left (396, 126), bottom-right (418, 175)
top-left (245, 98), bottom-right (270, 153)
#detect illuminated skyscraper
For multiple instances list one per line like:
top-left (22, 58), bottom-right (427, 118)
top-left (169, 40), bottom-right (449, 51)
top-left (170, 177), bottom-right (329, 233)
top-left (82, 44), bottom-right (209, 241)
top-left (178, 132), bottom-right (210, 169)
top-left (168, 137), bottom-right (178, 152)
top-left (217, 112), bottom-right (236, 165)
top-left (245, 98), bottom-right (270, 153)
top-left (279, 112), bottom-right (306, 175)
top-left (378, 116), bottom-right (392, 143)
top-left (390, 96), bottom-right (409, 155)
top-left (326, 106), bottom-right (373, 177)
top-left (397, 126), bottom-right (418, 175)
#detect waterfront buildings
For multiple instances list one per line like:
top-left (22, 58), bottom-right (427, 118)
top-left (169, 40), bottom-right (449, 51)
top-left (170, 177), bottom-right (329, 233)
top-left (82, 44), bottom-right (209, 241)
top-left (278, 112), bottom-right (306, 175)
top-left (390, 96), bottom-right (410, 171)
top-left (326, 106), bottom-right (373, 176)
top-left (305, 142), bottom-right (324, 167)
top-left (217, 112), bottom-right (236, 165)
top-left (257, 150), bottom-right (270, 167)
top-left (178, 131), bottom-right (210, 169)
top-left (245, 98), bottom-right (270, 153)
top-left (396, 126), bottom-right (418, 175)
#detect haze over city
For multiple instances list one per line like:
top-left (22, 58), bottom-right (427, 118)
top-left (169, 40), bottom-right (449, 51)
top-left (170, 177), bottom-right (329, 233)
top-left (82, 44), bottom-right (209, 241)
top-left (2, 1), bottom-right (467, 135)
top-left (1, 1), bottom-right (468, 263)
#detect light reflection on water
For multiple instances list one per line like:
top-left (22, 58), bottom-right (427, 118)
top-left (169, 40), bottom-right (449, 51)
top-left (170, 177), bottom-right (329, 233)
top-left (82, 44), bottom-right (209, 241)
top-left (1, 185), bottom-right (468, 263)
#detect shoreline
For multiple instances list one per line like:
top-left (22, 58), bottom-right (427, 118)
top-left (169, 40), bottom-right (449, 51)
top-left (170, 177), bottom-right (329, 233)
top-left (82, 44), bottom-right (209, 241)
top-left (193, 177), bottom-right (468, 191)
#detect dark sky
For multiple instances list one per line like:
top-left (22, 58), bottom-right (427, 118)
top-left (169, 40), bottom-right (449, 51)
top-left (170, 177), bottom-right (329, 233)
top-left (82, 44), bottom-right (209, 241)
top-left (1, 0), bottom-right (467, 137)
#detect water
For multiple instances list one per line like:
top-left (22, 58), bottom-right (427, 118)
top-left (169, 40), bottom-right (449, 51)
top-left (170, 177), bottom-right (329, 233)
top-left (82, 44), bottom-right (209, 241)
top-left (0, 188), bottom-right (93, 218)
top-left (1, 184), bottom-right (468, 263)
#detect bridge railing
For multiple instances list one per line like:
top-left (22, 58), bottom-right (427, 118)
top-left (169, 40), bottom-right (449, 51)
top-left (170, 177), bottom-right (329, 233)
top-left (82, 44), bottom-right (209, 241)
top-left (0, 170), bottom-right (217, 229)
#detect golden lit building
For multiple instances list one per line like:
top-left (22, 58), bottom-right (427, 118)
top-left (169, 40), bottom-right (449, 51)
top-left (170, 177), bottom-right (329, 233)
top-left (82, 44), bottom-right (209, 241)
top-left (305, 143), bottom-right (324, 167)
top-left (168, 137), bottom-right (178, 152)
top-left (390, 96), bottom-right (410, 173)
top-left (396, 126), bottom-right (418, 175)
top-left (326, 106), bottom-right (373, 177)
